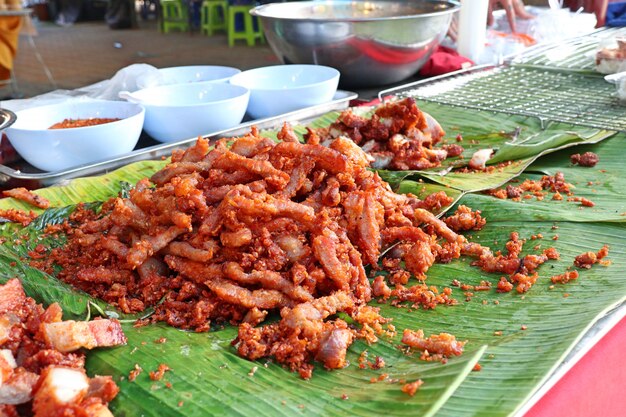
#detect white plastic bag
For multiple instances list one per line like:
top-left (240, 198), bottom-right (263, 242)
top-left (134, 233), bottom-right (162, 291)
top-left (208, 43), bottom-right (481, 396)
top-left (1, 63), bottom-right (160, 112)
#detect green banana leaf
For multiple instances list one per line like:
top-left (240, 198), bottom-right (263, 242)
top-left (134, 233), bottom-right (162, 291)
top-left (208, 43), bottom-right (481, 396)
top-left (87, 324), bottom-right (486, 417)
top-left (0, 160), bottom-right (168, 214)
top-left (0, 102), bottom-right (624, 417)
top-left (457, 134), bottom-right (626, 223)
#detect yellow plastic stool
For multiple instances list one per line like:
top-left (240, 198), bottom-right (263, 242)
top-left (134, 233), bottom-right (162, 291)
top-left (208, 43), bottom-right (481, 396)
top-left (200, 0), bottom-right (228, 35)
top-left (161, 0), bottom-right (189, 33)
top-left (227, 5), bottom-right (264, 47)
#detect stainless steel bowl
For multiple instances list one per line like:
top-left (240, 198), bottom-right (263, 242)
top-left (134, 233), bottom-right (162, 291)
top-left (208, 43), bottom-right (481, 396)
top-left (251, 0), bottom-right (460, 88)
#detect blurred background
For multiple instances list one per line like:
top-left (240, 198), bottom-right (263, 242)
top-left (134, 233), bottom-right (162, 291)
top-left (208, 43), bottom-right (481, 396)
top-left (0, 0), bottom-right (598, 100)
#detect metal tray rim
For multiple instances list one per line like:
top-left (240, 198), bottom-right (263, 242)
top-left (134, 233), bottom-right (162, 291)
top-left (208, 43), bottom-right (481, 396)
top-left (0, 90), bottom-right (358, 188)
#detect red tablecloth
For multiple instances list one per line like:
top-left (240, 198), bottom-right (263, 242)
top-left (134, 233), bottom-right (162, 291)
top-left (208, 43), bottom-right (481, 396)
top-left (524, 314), bottom-right (626, 417)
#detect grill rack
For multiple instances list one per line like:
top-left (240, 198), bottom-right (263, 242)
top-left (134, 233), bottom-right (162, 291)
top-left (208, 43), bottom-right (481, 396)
top-left (379, 65), bottom-right (626, 132)
top-left (511, 27), bottom-right (626, 73)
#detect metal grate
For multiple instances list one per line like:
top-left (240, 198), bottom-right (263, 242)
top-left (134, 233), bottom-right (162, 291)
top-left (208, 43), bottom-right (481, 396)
top-left (511, 27), bottom-right (626, 72)
top-left (393, 66), bottom-right (626, 132)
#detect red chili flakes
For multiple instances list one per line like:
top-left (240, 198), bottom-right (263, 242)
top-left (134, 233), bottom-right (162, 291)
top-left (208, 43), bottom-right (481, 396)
top-left (456, 134), bottom-right (463, 142)
top-left (551, 270), bottom-right (579, 284)
top-left (472, 363), bottom-right (482, 372)
top-left (493, 331), bottom-right (503, 336)
top-left (341, 393), bottom-right (349, 400)
top-left (154, 337), bottom-right (167, 344)
top-left (149, 363), bottom-right (171, 381)
top-left (552, 235), bottom-right (559, 241)
top-left (552, 192), bottom-right (563, 201)
top-left (129, 364), bottom-right (143, 382)
top-left (520, 325), bottom-right (527, 331)
top-left (401, 379), bottom-right (424, 396)
top-left (49, 117), bottom-right (121, 129)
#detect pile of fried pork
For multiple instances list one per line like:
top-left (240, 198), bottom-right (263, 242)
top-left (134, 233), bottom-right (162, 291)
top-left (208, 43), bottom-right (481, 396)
top-left (30, 99), bottom-right (557, 379)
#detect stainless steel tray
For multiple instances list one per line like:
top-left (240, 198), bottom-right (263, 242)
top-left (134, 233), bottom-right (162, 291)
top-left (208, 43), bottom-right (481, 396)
top-left (0, 91), bottom-right (357, 189)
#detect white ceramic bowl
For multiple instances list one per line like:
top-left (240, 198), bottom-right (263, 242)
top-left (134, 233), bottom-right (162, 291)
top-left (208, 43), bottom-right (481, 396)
top-left (136, 65), bottom-right (241, 89)
top-left (121, 82), bottom-right (249, 143)
top-left (5, 100), bottom-right (144, 172)
top-left (228, 64), bottom-right (340, 119)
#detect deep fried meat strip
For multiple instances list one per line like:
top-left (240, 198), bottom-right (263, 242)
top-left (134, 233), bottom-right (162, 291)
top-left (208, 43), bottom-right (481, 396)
top-left (402, 329), bottom-right (466, 357)
top-left (2, 188), bottom-right (50, 209)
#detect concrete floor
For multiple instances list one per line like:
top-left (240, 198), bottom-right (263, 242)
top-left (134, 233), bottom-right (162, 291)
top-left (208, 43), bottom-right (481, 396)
top-left (6, 16), bottom-right (281, 99)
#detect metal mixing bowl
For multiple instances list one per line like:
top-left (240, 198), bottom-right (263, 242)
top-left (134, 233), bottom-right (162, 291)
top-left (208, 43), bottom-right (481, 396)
top-left (251, 0), bottom-right (460, 88)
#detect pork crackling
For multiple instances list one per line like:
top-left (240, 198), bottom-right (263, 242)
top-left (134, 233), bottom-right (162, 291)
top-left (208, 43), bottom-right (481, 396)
top-left (0, 279), bottom-right (125, 417)
top-left (33, 116), bottom-right (555, 378)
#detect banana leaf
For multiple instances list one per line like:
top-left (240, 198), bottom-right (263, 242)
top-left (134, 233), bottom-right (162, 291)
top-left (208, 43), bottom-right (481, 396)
top-left (0, 104), bottom-right (624, 417)
top-left (456, 134), bottom-right (626, 223)
top-left (0, 160), bottom-right (168, 214)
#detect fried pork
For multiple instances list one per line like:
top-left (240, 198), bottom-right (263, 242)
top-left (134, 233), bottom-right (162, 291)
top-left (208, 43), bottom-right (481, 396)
top-left (0, 279), bottom-right (124, 416)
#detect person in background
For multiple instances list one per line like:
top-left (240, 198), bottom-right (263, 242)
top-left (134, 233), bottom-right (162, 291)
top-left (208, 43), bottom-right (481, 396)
top-left (565, 0), bottom-right (608, 26)
top-left (449, 0), bottom-right (608, 40)
top-left (489, 0), bottom-right (535, 33)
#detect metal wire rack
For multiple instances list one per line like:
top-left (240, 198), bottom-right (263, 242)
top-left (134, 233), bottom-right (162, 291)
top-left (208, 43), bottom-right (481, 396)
top-left (511, 27), bottom-right (626, 72)
top-left (385, 66), bottom-right (626, 132)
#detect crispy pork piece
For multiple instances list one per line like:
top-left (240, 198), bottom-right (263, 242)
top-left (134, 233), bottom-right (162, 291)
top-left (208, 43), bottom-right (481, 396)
top-left (570, 152), bottom-right (599, 167)
top-left (402, 329), bottom-right (466, 357)
top-left (468, 148), bottom-right (493, 170)
top-left (444, 205), bottom-right (486, 232)
top-left (42, 319), bottom-right (126, 353)
top-left (2, 187), bottom-right (50, 209)
top-left (574, 245), bottom-right (610, 269)
top-left (32, 367), bottom-right (115, 417)
top-left (0, 280), bottom-right (122, 415)
top-left (0, 365), bottom-right (39, 405)
top-left (0, 278), bottom-right (27, 314)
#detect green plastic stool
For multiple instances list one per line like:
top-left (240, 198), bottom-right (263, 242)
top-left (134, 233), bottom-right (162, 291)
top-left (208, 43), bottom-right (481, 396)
top-left (200, 0), bottom-right (228, 36)
top-left (160, 0), bottom-right (189, 33)
top-left (227, 5), bottom-right (264, 47)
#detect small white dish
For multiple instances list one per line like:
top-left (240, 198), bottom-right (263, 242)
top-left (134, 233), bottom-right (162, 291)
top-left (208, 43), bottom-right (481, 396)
top-left (136, 65), bottom-right (241, 89)
top-left (120, 81), bottom-right (249, 143)
top-left (5, 100), bottom-right (144, 172)
top-left (229, 64), bottom-right (340, 119)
